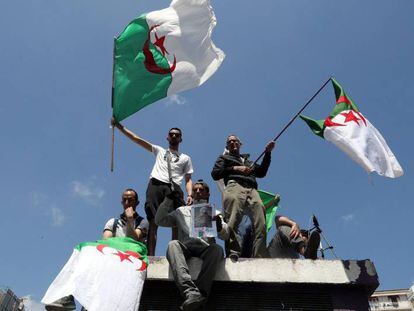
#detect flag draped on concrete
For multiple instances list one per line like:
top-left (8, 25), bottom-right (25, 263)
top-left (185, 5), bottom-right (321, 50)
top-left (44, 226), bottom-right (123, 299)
top-left (300, 78), bottom-right (403, 178)
top-left (112, 0), bottom-right (225, 121)
top-left (42, 237), bottom-right (148, 311)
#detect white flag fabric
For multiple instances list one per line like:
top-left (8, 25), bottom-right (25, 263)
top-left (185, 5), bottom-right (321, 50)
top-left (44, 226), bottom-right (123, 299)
top-left (112, 0), bottom-right (225, 121)
top-left (42, 238), bottom-right (148, 311)
top-left (324, 110), bottom-right (403, 178)
top-left (146, 0), bottom-right (225, 95)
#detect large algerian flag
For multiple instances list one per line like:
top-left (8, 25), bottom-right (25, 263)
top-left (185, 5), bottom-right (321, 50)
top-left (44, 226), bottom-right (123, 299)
top-left (300, 78), bottom-right (403, 178)
top-left (258, 190), bottom-right (280, 232)
top-left (42, 237), bottom-right (148, 311)
top-left (112, 0), bottom-right (225, 121)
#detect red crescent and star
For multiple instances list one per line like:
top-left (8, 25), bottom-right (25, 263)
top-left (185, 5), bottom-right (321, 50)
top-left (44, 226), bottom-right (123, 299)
top-left (142, 25), bottom-right (176, 74)
top-left (96, 244), bottom-right (147, 271)
top-left (324, 109), bottom-right (367, 128)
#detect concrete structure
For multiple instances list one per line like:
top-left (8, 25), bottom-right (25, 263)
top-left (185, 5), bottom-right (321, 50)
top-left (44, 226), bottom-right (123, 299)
top-left (0, 288), bottom-right (25, 311)
top-left (369, 286), bottom-right (414, 310)
top-left (140, 257), bottom-right (379, 310)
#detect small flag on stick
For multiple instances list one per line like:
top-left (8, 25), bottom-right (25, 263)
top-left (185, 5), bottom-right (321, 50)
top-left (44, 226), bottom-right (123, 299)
top-left (300, 78), bottom-right (403, 178)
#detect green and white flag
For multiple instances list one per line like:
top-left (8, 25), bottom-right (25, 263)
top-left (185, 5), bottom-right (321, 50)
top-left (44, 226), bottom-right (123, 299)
top-left (42, 237), bottom-right (148, 311)
top-left (300, 78), bottom-right (403, 178)
top-left (113, 0), bottom-right (225, 121)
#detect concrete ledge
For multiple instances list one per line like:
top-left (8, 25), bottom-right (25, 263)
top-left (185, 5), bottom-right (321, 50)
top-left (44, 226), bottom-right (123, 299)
top-left (147, 256), bottom-right (379, 295)
top-left (141, 257), bottom-right (379, 310)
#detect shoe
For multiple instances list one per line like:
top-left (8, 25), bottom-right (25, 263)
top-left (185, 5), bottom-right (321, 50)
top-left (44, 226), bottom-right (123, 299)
top-left (182, 294), bottom-right (207, 311)
top-left (228, 252), bottom-right (239, 262)
top-left (304, 231), bottom-right (320, 260)
top-left (45, 295), bottom-right (76, 310)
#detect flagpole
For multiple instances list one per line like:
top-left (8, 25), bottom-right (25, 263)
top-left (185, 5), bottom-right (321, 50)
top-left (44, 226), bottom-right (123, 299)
top-left (251, 77), bottom-right (332, 166)
top-left (110, 37), bottom-right (116, 172)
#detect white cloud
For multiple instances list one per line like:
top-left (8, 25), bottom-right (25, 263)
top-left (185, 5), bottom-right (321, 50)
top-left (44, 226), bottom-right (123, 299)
top-left (341, 213), bottom-right (355, 222)
top-left (165, 94), bottom-right (187, 106)
top-left (50, 207), bottom-right (65, 226)
top-left (29, 191), bottom-right (66, 227)
top-left (22, 295), bottom-right (44, 311)
top-left (29, 191), bottom-right (49, 209)
top-left (71, 180), bottom-right (105, 206)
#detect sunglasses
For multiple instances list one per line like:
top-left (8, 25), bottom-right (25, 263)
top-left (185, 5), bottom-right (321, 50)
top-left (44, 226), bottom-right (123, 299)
top-left (169, 132), bottom-right (181, 137)
top-left (227, 139), bottom-right (240, 145)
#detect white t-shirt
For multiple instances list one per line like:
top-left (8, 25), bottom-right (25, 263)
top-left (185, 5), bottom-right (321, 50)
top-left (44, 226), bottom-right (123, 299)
top-left (103, 216), bottom-right (149, 243)
top-left (150, 145), bottom-right (193, 185)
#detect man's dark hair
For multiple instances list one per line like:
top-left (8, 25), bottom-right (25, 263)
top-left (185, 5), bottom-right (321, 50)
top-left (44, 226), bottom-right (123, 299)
top-left (194, 179), bottom-right (210, 193)
top-left (124, 188), bottom-right (138, 201)
top-left (226, 134), bottom-right (242, 145)
top-left (169, 127), bottom-right (182, 135)
top-left (300, 229), bottom-right (309, 238)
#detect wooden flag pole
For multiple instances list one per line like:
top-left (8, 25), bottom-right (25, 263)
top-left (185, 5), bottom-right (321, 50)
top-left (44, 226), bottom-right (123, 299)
top-left (251, 77), bottom-right (332, 166)
top-left (110, 37), bottom-right (116, 172)
top-left (111, 125), bottom-right (115, 172)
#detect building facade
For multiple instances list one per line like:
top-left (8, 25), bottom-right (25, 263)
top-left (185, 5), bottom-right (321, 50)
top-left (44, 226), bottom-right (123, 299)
top-left (0, 288), bottom-right (25, 311)
top-left (370, 286), bottom-right (414, 311)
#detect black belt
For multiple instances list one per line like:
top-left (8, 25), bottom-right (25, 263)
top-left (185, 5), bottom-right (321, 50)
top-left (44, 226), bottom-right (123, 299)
top-left (150, 178), bottom-right (171, 186)
top-left (227, 179), bottom-right (256, 189)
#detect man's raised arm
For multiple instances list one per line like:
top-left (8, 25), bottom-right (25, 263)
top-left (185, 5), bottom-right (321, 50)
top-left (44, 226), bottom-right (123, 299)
top-left (111, 118), bottom-right (153, 152)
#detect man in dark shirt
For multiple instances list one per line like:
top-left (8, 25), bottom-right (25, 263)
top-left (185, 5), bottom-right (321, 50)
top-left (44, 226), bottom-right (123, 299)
top-left (268, 215), bottom-right (320, 259)
top-left (211, 135), bottom-right (275, 260)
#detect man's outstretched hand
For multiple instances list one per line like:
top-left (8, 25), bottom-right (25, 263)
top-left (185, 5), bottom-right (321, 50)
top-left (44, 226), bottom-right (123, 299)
top-left (265, 141), bottom-right (276, 153)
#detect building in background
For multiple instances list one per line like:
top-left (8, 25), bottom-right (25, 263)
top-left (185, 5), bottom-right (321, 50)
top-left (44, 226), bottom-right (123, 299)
top-left (0, 288), bottom-right (25, 311)
top-left (370, 285), bottom-right (414, 311)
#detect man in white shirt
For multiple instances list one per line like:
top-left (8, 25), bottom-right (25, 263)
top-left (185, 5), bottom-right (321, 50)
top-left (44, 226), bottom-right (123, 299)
top-left (112, 119), bottom-right (193, 256)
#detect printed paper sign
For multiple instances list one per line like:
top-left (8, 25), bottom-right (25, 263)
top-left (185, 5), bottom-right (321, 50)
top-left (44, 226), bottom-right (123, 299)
top-left (190, 203), bottom-right (217, 238)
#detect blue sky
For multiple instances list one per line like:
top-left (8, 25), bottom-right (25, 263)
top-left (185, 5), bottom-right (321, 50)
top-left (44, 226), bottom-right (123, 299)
top-left (1, 0), bottom-right (413, 308)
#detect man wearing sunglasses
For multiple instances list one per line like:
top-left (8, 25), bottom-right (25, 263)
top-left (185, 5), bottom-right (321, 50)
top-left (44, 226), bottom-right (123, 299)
top-left (211, 135), bottom-right (275, 261)
top-left (112, 119), bottom-right (194, 256)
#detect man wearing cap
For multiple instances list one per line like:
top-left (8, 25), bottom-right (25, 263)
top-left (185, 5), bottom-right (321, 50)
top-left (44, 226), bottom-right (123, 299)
top-left (155, 180), bottom-right (228, 311)
top-left (268, 215), bottom-right (320, 259)
top-left (112, 119), bottom-right (194, 256)
top-left (211, 135), bottom-right (275, 260)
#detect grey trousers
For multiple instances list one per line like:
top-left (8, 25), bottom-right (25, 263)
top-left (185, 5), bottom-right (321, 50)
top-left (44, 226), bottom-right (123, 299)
top-left (223, 182), bottom-right (268, 258)
top-left (166, 240), bottom-right (223, 298)
top-left (267, 225), bottom-right (305, 259)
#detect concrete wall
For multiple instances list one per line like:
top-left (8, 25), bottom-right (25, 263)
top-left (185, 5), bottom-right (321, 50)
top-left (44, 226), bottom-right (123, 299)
top-left (140, 257), bottom-right (379, 310)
